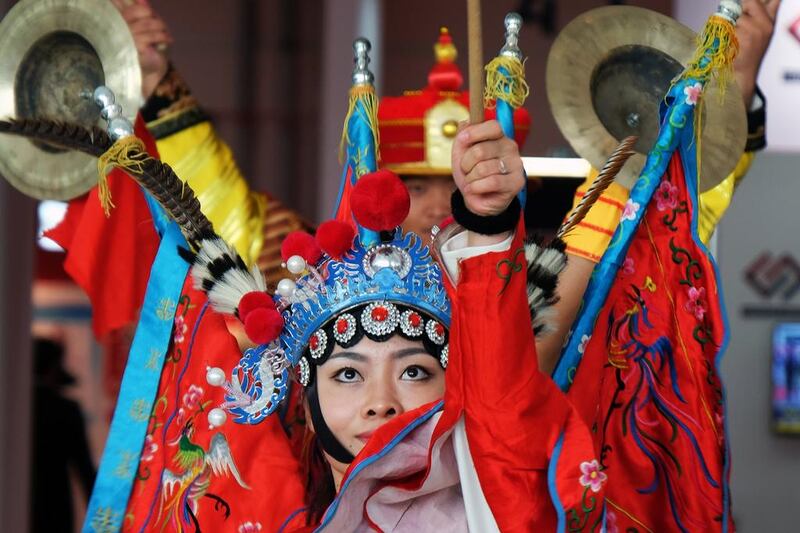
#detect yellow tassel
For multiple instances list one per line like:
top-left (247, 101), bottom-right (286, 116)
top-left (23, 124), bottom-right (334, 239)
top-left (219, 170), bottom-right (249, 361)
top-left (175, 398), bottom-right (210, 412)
top-left (96, 136), bottom-right (147, 217)
top-left (483, 55), bottom-right (529, 110)
top-left (338, 85), bottom-right (380, 168)
top-left (681, 14), bottom-right (739, 102)
top-left (677, 13), bottom-right (739, 184)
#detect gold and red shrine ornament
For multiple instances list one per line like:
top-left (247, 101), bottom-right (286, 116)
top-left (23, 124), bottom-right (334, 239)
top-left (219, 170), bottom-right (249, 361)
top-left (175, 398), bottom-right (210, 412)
top-left (378, 27), bottom-right (531, 176)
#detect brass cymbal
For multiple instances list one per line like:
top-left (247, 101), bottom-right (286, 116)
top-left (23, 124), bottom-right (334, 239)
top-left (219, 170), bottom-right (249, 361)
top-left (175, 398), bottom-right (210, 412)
top-left (546, 5), bottom-right (746, 192)
top-left (0, 0), bottom-right (141, 200)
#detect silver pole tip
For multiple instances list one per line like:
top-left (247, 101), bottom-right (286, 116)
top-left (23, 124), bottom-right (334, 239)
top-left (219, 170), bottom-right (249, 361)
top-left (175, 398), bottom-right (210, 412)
top-left (352, 37), bottom-right (374, 86)
top-left (717, 0), bottom-right (742, 23)
top-left (500, 12), bottom-right (523, 60)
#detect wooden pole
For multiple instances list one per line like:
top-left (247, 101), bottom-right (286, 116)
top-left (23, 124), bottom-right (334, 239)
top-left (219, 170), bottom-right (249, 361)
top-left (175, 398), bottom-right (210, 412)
top-left (467, 0), bottom-right (483, 124)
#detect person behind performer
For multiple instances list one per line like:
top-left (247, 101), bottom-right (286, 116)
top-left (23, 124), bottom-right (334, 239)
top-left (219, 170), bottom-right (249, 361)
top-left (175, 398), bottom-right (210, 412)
top-left (378, 27), bottom-right (533, 243)
top-left (114, 0), bottom-right (311, 285)
top-left (30, 338), bottom-right (96, 533)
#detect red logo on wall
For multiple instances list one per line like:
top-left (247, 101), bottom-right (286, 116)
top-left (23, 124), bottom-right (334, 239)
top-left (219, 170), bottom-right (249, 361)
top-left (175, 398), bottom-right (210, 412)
top-left (745, 252), bottom-right (800, 301)
top-left (790, 14), bottom-right (800, 45)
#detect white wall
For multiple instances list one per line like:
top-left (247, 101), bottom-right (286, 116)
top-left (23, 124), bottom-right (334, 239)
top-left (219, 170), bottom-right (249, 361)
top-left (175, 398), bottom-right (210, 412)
top-left (718, 153), bottom-right (800, 532)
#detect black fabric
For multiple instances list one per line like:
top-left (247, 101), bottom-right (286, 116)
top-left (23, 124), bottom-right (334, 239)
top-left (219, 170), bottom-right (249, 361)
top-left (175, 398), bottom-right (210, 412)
top-left (451, 190), bottom-right (521, 235)
top-left (306, 380), bottom-right (356, 464)
top-left (745, 85), bottom-right (767, 152)
top-left (140, 64), bottom-right (208, 139)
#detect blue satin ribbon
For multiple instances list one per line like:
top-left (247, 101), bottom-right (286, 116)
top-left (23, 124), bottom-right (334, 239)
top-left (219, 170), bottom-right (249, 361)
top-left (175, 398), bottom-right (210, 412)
top-left (83, 196), bottom-right (189, 532)
top-left (494, 66), bottom-right (527, 209)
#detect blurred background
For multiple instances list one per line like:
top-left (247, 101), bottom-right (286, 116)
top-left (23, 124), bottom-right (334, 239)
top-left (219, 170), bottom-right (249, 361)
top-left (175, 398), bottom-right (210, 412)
top-left (0, 0), bottom-right (799, 531)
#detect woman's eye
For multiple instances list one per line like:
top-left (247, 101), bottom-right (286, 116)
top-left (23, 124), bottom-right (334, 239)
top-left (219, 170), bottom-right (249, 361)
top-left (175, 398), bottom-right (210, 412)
top-left (333, 367), bottom-right (362, 383)
top-left (401, 365), bottom-right (431, 381)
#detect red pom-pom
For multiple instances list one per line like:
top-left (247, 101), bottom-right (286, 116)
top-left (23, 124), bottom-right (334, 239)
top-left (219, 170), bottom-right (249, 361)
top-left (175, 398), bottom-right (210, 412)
top-left (243, 307), bottom-right (284, 345)
top-left (281, 231), bottom-right (322, 264)
top-left (316, 220), bottom-right (355, 258)
top-left (350, 170), bottom-right (410, 231)
top-left (238, 291), bottom-right (275, 321)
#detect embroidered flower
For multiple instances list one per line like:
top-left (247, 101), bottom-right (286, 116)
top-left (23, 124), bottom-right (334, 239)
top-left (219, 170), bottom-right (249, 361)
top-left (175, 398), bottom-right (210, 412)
top-left (140, 434), bottom-right (158, 463)
top-left (622, 257), bottom-right (636, 277)
top-left (579, 459), bottom-right (607, 493)
top-left (182, 384), bottom-right (204, 410)
top-left (655, 180), bottom-right (679, 212)
top-left (175, 407), bottom-right (187, 427)
top-left (685, 286), bottom-right (707, 321)
top-left (684, 82), bottom-right (702, 106)
top-left (173, 314), bottom-right (188, 344)
top-left (578, 334), bottom-right (591, 354)
top-left (606, 510), bottom-right (619, 533)
top-left (621, 199), bottom-right (640, 222)
top-left (238, 522), bottom-right (262, 533)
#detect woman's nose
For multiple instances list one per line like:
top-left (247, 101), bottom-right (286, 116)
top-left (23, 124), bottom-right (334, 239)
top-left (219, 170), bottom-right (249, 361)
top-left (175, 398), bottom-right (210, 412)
top-left (361, 384), bottom-right (402, 420)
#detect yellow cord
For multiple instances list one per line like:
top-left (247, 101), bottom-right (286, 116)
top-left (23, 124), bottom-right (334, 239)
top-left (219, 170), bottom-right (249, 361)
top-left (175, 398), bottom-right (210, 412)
top-left (96, 136), bottom-right (147, 217)
top-left (483, 55), bottom-right (529, 109)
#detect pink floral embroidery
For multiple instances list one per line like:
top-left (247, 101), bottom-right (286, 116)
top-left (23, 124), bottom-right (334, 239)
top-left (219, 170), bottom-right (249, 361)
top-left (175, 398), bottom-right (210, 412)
top-left (655, 180), bottom-right (679, 212)
top-left (685, 286), bottom-right (707, 320)
top-left (174, 407), bottom-right (187, 427)
top-left (182, 384), bottom-right (204, 410)
top-left (578, 334), bottom-right (591, 354)
top-left (622, 257), bottom-right (636, 277)
top-left (579, 459), bottom-right (607, 493)
top-left (684, 82), bottom-right (702, 106)
top-left (621, 199), bottom-right (640, 222)
top-left (173, 314), bottom-right (188, 344)
top-left (141, 434), bottom-right (158, 463)
top-left (238, 522), bottom-right (262, 533)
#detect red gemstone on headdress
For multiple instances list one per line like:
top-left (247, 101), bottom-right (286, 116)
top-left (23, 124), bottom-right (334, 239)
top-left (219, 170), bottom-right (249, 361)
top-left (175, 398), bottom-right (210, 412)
top-left (435, 323), bottom-right (445, 336)
top-left (309, 334), bottom-right (319, 350)
top-left (336, 318), bottom-right (348, 334)
top-left (371, 307), bottom-right (389, 322)
top-left (409, 313), bottom-right (422, 328)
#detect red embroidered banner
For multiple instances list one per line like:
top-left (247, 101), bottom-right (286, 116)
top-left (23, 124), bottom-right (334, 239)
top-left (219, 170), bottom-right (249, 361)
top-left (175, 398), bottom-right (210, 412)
top-left (568, 152), bottom-right (730, 532)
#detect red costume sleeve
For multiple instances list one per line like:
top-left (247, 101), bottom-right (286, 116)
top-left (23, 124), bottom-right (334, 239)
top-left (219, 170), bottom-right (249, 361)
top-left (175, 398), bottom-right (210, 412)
top-left (45, 115), bottom-right (160, 339)
top-left (441, 222), bottom-right (606, 531)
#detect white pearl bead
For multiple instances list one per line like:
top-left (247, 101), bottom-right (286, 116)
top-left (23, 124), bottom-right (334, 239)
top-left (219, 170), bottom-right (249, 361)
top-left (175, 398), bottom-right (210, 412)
top-left (108, 117), bottom-right (134, 139)
top-left (208, 408), bottom-right (227, 428)
top-left (93, 86), bottom-right (115, 108)
top-left (206, 367), bottom-right (226, 387)
top-left (101, 103), bottom-right (123, 120)
top-left (276, 278), bottom-right (297, 298)
top-left (286, 255), bottom-right (306, 274)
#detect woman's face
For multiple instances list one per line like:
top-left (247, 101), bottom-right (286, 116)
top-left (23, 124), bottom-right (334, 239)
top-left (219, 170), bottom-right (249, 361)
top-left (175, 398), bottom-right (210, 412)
top-left (313, 334), bottom-right (445, 478)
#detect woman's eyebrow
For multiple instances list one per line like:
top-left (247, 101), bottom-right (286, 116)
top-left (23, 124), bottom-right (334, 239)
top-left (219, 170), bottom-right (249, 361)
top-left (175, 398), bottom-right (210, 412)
top-left (393, 347), bottom-right (429, 359)
top-left (328, 351), bottom-right (367, 362)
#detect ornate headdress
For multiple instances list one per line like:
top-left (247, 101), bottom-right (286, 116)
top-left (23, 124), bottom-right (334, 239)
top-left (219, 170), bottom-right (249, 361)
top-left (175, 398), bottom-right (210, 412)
top-left (183, 40), bottom-right (453, 438)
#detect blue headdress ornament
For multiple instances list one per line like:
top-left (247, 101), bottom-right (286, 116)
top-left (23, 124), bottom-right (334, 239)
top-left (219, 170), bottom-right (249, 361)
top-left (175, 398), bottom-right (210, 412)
top-left (206, 38), bottom-right (451, 425)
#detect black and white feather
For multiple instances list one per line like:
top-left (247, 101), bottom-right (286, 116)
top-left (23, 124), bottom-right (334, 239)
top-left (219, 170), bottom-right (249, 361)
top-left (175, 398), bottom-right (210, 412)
top-left (524, 235), bottom-right (568, 336)
top-left (188, 235), bottom-right (267, 317)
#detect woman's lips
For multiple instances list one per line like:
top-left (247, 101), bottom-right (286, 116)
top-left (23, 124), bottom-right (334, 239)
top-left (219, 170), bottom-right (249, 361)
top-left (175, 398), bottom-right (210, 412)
top-left (356, 430), bottom-right (375, 443)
